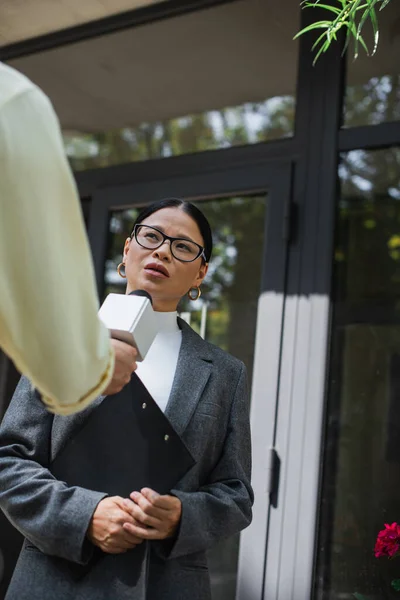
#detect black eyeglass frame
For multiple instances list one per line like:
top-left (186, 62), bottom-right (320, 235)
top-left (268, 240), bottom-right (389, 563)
top-left (131, 223), bottom-right (207, 263)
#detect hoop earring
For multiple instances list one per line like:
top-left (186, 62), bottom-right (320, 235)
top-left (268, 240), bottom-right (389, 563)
top-left (188, 286), bottom-right (201, 301)
top-left (117, 262), bottom-right (127, 279)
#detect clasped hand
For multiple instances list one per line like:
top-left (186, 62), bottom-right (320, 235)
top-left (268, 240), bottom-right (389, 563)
top-left (87, 488), bottom-right (181, 554)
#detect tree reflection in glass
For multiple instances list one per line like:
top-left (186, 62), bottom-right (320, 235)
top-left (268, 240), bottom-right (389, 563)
top-left (344, 0), bottom-right (400, 129)
top-left (316, 148), bottom-right (400, 599)
top-left (64, 99), bottom-right (294, 171)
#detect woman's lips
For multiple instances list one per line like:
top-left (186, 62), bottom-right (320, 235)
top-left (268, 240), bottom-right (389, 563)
top-left (144, 262), bottom-right (170, 278)
top-left (144, 268), bottom-right (168, 279)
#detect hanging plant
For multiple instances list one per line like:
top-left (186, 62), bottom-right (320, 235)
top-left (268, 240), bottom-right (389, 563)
top-left (294, 0), bottom-right (392, 64)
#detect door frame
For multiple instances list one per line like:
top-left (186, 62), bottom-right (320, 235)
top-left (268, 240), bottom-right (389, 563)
top-left (87, 159), bottom-right (294, 599)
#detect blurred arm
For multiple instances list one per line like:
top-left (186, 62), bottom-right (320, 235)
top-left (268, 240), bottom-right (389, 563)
top-left (0, 377), bottom-right (107, 563)
top-left (0, 84), bottom-right (114, 415)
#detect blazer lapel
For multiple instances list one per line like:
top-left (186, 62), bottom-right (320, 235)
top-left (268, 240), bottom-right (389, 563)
top-left (165, 319), bottom-right (212, 437)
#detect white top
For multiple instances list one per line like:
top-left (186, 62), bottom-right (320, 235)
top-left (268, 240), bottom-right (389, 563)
top-left (135, 312), bottom-right (182, 413)
top-left (0, 62), bottom-right (114, 415)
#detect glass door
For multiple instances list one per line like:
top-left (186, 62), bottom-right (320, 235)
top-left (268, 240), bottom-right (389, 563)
top-left (315, 148), bottom-right (400, 599)
top-left (87, 161), bottom-right (293, 600)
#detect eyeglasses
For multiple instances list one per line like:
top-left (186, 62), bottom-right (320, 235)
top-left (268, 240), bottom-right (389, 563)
top-left (131, 224), bottom-right (206, 263)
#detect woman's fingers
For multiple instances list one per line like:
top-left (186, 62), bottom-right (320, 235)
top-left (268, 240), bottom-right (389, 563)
top-left (103, 340), bottom-right (137, 395)
top-left (122, 489), bottom-right (182, 540)
top-left (129, 492), bottom-right (166, 518)
top-left (87, 496), bottom-right (143, 554)
top-left (129, 489), bottom-right (171, 518)
top-left (123, 521), bottom-right (162, 541)
top-left (121, 529), bottom-right (143, 546)
top-left (139, 488), bottom-right (173, 511)
top-left (123, 498), bottom-right (161, 528)
top-left (101, 530), bottom-right (142, 553)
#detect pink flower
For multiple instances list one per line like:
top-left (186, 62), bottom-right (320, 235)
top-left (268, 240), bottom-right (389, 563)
top-left (375, 523), bottom-right (400, 558)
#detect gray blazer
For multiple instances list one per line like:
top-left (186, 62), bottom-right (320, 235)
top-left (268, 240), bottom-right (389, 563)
top-left (0, 320), bottom-right (253, 600)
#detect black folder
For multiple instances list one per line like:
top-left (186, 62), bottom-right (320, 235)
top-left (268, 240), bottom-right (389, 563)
top-left (50, 373), bottom-right (196, 498)
top-left (46, 374), bottom-right (195, 586)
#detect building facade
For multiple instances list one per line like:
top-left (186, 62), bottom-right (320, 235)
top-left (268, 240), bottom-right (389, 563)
top-left (1, 0), bottom-right (400, 598)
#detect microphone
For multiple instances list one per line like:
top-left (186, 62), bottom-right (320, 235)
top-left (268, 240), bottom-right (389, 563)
top-left (98, 290), bottom-right (157, 361)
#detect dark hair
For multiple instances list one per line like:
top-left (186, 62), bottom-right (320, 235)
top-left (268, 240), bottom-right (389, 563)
top-left (132, 198), bottom-right (213, 262)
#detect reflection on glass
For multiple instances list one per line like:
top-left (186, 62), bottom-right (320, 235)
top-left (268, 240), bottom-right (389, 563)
top-left (344, 74), bottom-right (400, 127)
top-left (344, 1), bottom-right (400, 127)
top-left (315, 148), bottom-right (400, 599)
top-left (104, 195), bottom-right (267, 600)
top-left (7, 0), bottom-right (298, 171)
top-left (64, 98), bottom-right (295, 170)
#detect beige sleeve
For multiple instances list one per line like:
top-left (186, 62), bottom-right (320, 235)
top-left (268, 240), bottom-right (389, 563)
top-left (0, 87), bottom-right (114, 415)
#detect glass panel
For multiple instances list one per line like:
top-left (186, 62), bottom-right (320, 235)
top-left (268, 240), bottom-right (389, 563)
top-left (63, 98), bottom-right (295, 170)
top-left (104, 194), bottom-right (267, 599)
top-left (8, 0), bottom-right (299, 169)
top-left (315, 148), bottom-right (400, 599)
top-left (343, 1), bottom-right (400, 127)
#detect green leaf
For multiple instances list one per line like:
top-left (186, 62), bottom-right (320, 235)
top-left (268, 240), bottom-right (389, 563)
top-left (348, 20), bottom-right (369, 59)
top-left (306, 3), bottom-right (342, 15)
top-left (356, 3), bottom-right (379, 55)
top-left (353, 593), bottom-right (371, 600)
top-left (357, 5), bottom-right (373, 36)
top-left (330, 29), bottom-right (338, 42)
top-left (312, 38), bottom-right (331, 65)
top-left (391, 578), bottom-right (400, 592)
top-left (368, 5), bottom-right (380, 55)
top-left (311, 30), bottom-right (329, 51)
top-left (357, 32), bottom-right (370, 54)
top-left (342, 27), bottom-right (352, 56)
top-left (347, 0), bottom-right (367, 20)
top-left (351, 3), bottom-right (371, 13)
top-left (293, 21), bottom-right (331, 40)
top-left (294, 0), bottom-right (390, 62)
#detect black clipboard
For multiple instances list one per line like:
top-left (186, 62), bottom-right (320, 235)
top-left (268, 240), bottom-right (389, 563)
top-left (51, 373), bottom-right (195, 497)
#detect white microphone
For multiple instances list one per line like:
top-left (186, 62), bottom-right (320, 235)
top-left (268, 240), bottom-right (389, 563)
top-left (98, 290), bottom-right (157, 361)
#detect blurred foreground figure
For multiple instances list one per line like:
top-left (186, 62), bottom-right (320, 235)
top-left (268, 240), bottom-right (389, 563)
top-left (0, 63), bottom-right (136, 415)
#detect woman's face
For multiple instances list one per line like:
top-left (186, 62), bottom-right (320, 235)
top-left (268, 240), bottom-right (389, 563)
top-left (123, 207), bottom-right (209, 312)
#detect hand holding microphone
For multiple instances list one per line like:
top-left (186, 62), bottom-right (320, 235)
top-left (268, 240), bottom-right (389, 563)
top-left (103, 340), bottom-right (138, 396)
top-left (99, 290), bottom-right (157, 396)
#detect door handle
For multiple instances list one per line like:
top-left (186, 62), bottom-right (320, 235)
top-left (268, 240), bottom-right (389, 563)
top-left (267, 447), bottom-right (281, 508)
